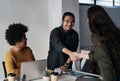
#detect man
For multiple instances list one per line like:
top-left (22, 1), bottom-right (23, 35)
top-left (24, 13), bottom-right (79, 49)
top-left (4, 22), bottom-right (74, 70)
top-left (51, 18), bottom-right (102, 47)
top-left (47, 12), bottom-right (80, 71)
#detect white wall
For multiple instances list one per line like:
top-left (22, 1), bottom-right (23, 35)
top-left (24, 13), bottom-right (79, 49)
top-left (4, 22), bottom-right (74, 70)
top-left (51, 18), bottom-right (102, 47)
top-left (80, 5), bottom-right (120, 48)
top-left (0, 0), bottom-right (80, 78)
top-left (62, 0), bottom-right (80, 34)
top-left (0, 0), bottom-right (49, 78)
top-left (49, 0), bottom-right (80, 33)
top-left (48, 0), bottom-right (62, 32)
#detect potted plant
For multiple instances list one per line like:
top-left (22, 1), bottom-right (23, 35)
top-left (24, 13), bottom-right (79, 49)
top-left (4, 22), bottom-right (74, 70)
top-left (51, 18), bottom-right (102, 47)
top-left (43, 71), bottom-right (51, 81)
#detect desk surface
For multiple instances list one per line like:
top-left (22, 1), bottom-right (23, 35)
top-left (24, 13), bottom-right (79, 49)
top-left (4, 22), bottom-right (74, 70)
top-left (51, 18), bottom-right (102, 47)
top-left (1, 71), bottom-right (102, 81)
top-left (33, 74), bottom-right (76, 81)
top-left (33, 71), bottom-right (102, 81)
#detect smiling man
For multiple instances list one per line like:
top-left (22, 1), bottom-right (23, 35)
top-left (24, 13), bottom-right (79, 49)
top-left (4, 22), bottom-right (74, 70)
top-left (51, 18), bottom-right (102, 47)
top-left (47, 12), bottom-right (80, 71)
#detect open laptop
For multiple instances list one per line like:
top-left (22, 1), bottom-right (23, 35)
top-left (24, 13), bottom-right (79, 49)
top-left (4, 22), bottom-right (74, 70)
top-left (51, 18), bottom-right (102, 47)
top-left (20, 59), bottom-right (47, 81)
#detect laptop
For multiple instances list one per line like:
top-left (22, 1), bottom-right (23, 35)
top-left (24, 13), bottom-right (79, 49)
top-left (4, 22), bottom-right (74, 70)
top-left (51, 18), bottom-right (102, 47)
top-left (20, 59), bottom-right (47, 81)
top-left (75, 77), bottom-right (102, 81)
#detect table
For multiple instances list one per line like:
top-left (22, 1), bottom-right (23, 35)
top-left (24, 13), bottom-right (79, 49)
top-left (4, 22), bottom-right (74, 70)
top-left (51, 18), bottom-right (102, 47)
top-left (33, 74), bottom-right (76, 81)
top-left (33, 71), bottom-right (102, 81)
top-left (1, 71), bottom-right (102, 81)
top-left (76, 78), bottom-right (101, 81)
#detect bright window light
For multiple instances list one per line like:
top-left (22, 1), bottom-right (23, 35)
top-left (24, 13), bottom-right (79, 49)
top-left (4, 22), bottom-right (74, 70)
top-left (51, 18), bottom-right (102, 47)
top-left (79, 0), bottom-right (94, 4)
top-left (79, 0), bottom-right (120, 6)
top-left (96, 0), bottom-right (113, 6)
top-left (115, 0), bottom-right (120, 6)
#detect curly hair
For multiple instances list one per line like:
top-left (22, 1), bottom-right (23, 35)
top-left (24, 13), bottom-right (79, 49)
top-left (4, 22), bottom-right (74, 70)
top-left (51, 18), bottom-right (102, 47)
top-left (5, 23), bottom-right (28, 45)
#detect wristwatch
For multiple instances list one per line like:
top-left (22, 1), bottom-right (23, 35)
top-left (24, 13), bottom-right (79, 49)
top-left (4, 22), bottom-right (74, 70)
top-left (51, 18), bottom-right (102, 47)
top-left (65, 63), bottom-right (70, 67)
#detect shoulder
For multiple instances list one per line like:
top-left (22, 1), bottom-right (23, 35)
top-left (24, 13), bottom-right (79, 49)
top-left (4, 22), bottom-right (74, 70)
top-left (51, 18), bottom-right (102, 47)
top-left (70, 29), bottom-right (78, 36)
top-left (50, 27), bottom-right (62, 36)
top-left (91, 34), bottom-right (99, 42)
top-left (24, 46), bottom-right (32, 52)
top-left (5, 49), bottom-right (15, 58)
top-left (24, 46), bottom-right (31, 50)
top-left (91, 34), bottom-right (101, 47)
top-left (51, 27), bottom-right (61, 33)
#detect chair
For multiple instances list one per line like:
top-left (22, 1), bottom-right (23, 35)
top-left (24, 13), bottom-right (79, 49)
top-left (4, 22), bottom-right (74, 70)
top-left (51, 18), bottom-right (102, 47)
top-left (2, 61), bottom-right (7, 78)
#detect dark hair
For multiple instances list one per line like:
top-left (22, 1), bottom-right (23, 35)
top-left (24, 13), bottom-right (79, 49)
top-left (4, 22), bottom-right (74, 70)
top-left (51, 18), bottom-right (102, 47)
top-left (62, 12), bottom-right (75, 23)
top-left (87, 5), bottom-right (116, 36)
top-left (87, 5), bottom-right (120, 57)
top-left (5, 23), bottom-right (28, 45)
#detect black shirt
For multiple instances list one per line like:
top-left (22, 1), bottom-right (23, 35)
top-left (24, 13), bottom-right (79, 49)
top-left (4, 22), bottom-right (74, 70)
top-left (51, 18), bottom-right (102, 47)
top-left (47, 26), bottom-right (79, 69)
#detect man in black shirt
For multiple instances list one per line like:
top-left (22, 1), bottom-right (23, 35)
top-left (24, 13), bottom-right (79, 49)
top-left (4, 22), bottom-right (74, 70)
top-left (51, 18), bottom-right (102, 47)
top-left (47, 12), bottom-right (80, 71)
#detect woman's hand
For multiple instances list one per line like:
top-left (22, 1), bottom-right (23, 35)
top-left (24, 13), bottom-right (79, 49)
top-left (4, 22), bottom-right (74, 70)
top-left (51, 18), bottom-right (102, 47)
top-left (69, 52), bottom-right (80, 61)
top-left (62, 48), bottom-right (81, 61)
top-left (78, 53), bottom-right (89, 59)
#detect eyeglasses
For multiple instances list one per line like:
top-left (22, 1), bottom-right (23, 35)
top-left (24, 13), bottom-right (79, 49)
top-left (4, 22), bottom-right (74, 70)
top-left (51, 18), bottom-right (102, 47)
top-left (64, 20), bottom-right (74, 25)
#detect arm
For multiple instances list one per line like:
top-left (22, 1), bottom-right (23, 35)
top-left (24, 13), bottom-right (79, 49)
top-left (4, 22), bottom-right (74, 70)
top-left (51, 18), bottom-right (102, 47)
top-left (91, 35), bottom-right (116, 81)
top-left (60, 58), bottom-right (71, 71)
top-left (61, 31), bottom-right (79, 61)
top-left (97, 53), bottom-right (116, 81)
top-left (50, 29), bottom-right (80, 61)
top-left (91, 44), bottom-right (117, 81)
top-left (5, 53), bottom-right (20, 77)
top-left (62, 48), bottom-right (80, 60)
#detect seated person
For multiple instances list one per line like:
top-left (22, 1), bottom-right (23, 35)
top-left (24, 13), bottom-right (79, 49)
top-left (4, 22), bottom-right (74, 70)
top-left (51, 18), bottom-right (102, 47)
top-left (5, 23), bottom-right (35, 78)
top-left (47, 12), bottom-right (80, 72)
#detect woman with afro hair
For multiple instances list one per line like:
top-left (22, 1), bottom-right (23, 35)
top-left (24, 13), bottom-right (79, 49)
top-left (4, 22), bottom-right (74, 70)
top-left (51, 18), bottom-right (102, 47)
top-left (5, 23), bottom-right (35, 78)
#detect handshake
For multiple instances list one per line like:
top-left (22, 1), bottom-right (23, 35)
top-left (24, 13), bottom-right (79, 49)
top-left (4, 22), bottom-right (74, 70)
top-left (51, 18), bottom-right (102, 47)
top-left (60, 50), bottom-right (91, 72)
top-left (69, 50), bottom-right (91, 61)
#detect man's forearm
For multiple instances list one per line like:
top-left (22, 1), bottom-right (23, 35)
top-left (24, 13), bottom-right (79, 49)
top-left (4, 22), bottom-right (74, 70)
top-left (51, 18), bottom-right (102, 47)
top-left (62, 47), bottom-right (73, 55)
top-left (62, 47), bottom-right (80, 61)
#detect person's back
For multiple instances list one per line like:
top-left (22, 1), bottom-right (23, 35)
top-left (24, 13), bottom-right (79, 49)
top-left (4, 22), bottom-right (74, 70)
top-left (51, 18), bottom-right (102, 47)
top-left (90, 34), bottom-right (120, 81)
top-left (79, 5), bottom-right (120, 81)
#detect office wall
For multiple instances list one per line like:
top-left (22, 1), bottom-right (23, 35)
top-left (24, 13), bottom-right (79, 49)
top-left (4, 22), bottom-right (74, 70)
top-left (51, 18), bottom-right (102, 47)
top-left (0, 0), bottom-right (79, 78)
top-left (48, 0), bottom-right (62, 32)
top-left (49, 0), bottom-right (80, 52)
top-left (80, 5), bottom-right (120, 48)
top-left (0, 0), bottom-right (49, 78)
top-left (49, 0), bottom-right (80, 34)
top-left (62, 0), bottom-right (80, 35)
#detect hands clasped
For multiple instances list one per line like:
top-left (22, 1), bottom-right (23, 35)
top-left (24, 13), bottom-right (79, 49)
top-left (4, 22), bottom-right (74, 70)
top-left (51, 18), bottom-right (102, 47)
top-left (69, 52), bottom-right (89, 61)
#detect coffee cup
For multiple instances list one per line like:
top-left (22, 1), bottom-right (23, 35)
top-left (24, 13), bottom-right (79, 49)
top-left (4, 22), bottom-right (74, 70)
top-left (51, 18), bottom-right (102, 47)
top-left (43, 76), bottom-right (50, 81)
top-left (7, 73), bottom-right (16, 81)
top-left (50, 72), bottom-right (59, 81)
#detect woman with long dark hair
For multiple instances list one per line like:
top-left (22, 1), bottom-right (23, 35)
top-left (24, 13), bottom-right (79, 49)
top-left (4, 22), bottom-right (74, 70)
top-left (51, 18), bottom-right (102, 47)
top-left (79, 5), bottom-right (120, 81)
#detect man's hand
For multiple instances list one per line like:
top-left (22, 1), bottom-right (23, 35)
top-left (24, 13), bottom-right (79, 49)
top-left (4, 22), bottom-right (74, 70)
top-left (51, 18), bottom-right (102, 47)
top-left (60, 66), bottom-right (68, 71)
top-left (62, 48), bottom-right (80, 61)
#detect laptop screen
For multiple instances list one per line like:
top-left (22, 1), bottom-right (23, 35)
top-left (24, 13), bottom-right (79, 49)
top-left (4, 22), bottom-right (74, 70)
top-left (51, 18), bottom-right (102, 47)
top-left (20, 59), bottom-right (47, 80)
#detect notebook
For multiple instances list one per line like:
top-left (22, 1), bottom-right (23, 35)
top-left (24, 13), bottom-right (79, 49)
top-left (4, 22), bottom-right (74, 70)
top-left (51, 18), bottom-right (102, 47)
top-left (20, 59), bottom-right (47, 80)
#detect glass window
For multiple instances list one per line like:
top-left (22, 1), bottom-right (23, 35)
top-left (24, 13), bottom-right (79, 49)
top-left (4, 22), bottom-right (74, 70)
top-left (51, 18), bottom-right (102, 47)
top-left (115, 0), bottom-right (120, 6)
top-left (96, 0), bottom-right (113, 6)
top-left (79, 0), bottom-right (94, 4)
top-left (79, 0), bottom-right (120, 6)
